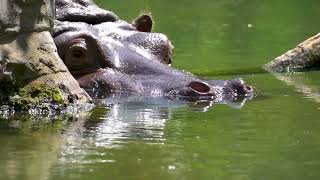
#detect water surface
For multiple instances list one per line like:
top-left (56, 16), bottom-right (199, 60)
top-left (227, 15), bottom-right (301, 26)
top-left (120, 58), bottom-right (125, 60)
top-left (1, 0), bottom-right (320, 179)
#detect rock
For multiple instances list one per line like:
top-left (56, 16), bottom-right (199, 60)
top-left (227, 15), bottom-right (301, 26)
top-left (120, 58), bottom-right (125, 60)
top-left (0, 0), bottom-right (91, 111)
top-left (0, 0), bottom-right (55, 35)
top-left (265, 33), bottom-right (320, 72)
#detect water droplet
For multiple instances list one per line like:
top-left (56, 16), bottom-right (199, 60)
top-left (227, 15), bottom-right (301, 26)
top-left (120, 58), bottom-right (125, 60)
top-left (168, 165), bottom-right (176, 170)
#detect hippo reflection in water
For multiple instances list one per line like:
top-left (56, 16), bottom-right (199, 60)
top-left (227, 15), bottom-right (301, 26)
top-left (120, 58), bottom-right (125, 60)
top-left (53, 0), bottom-right (253, 102)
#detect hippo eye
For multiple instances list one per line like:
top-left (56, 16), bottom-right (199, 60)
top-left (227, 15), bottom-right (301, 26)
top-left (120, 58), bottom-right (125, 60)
top-left (71, 47), bottom-right (86, 58)
top-left (69, 38), bottom-right (88, 59)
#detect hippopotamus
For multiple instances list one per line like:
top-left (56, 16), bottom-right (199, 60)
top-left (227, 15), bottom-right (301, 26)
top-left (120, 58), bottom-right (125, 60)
top-left (53, 0), bottom-right (253, 100)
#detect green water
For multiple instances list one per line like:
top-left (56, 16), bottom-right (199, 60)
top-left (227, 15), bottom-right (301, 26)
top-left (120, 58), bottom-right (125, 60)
top-left (1, 0), bottom-right (320, 179)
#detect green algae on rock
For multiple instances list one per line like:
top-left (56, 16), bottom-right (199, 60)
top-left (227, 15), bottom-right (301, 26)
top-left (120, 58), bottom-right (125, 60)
top-left (0, 80), bottom-right (64, 110)
top-left (16, 82), bottom-right (64, 106)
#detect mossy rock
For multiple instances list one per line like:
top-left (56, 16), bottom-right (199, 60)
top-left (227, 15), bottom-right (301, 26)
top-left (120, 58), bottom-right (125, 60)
top-left (0, 80), bottom-right (65, 110)
top-left (0, 79), bottom-right (23, 97)
top-left (19, 82), bottom-right (64, 103)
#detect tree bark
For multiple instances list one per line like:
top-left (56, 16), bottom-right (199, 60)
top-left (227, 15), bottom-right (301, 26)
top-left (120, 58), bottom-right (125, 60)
top-left (264, 33), bottom-right (320, 72)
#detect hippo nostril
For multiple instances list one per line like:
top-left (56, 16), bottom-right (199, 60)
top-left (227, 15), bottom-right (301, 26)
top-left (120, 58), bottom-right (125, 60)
top-left (244, 85), bottom-right (253, 94)
top-left (188, 81), bottom-right (211, 94)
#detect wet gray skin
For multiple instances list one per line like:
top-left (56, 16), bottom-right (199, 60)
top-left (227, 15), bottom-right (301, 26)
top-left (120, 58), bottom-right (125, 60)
top-left (56, 0), bottom-right (119, 23)
top-left (53, 0), bottom-right (253, 101)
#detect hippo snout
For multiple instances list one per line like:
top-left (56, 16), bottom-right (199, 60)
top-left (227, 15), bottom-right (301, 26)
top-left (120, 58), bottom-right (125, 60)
top-left (242, 85), bottom-right (254, 94)
top-left (226, 78), bottom-right (254, 96)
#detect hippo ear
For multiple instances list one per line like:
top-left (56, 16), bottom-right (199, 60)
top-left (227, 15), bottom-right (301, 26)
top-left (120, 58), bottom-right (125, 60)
top-left (187, 81), bottom-right (211, 93)
top-left (133, 13), bottom-right (153, 32)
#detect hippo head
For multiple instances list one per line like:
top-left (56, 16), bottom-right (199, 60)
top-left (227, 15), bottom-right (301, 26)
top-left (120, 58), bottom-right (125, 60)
top-left (53, 0), bottom-right (253, 101)
top-left (54, 14), bottom-right (173, 76)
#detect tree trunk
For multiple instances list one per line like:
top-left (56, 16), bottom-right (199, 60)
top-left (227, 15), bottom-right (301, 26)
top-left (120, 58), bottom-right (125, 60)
top-left (264, 33), bottom-right (320, 72)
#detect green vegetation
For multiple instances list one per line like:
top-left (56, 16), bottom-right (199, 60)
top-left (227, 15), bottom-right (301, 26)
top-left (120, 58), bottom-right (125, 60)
top-left (0, 80), bottom-right (64, 110)
top-left (0, 79), bottom-right (23, 97)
